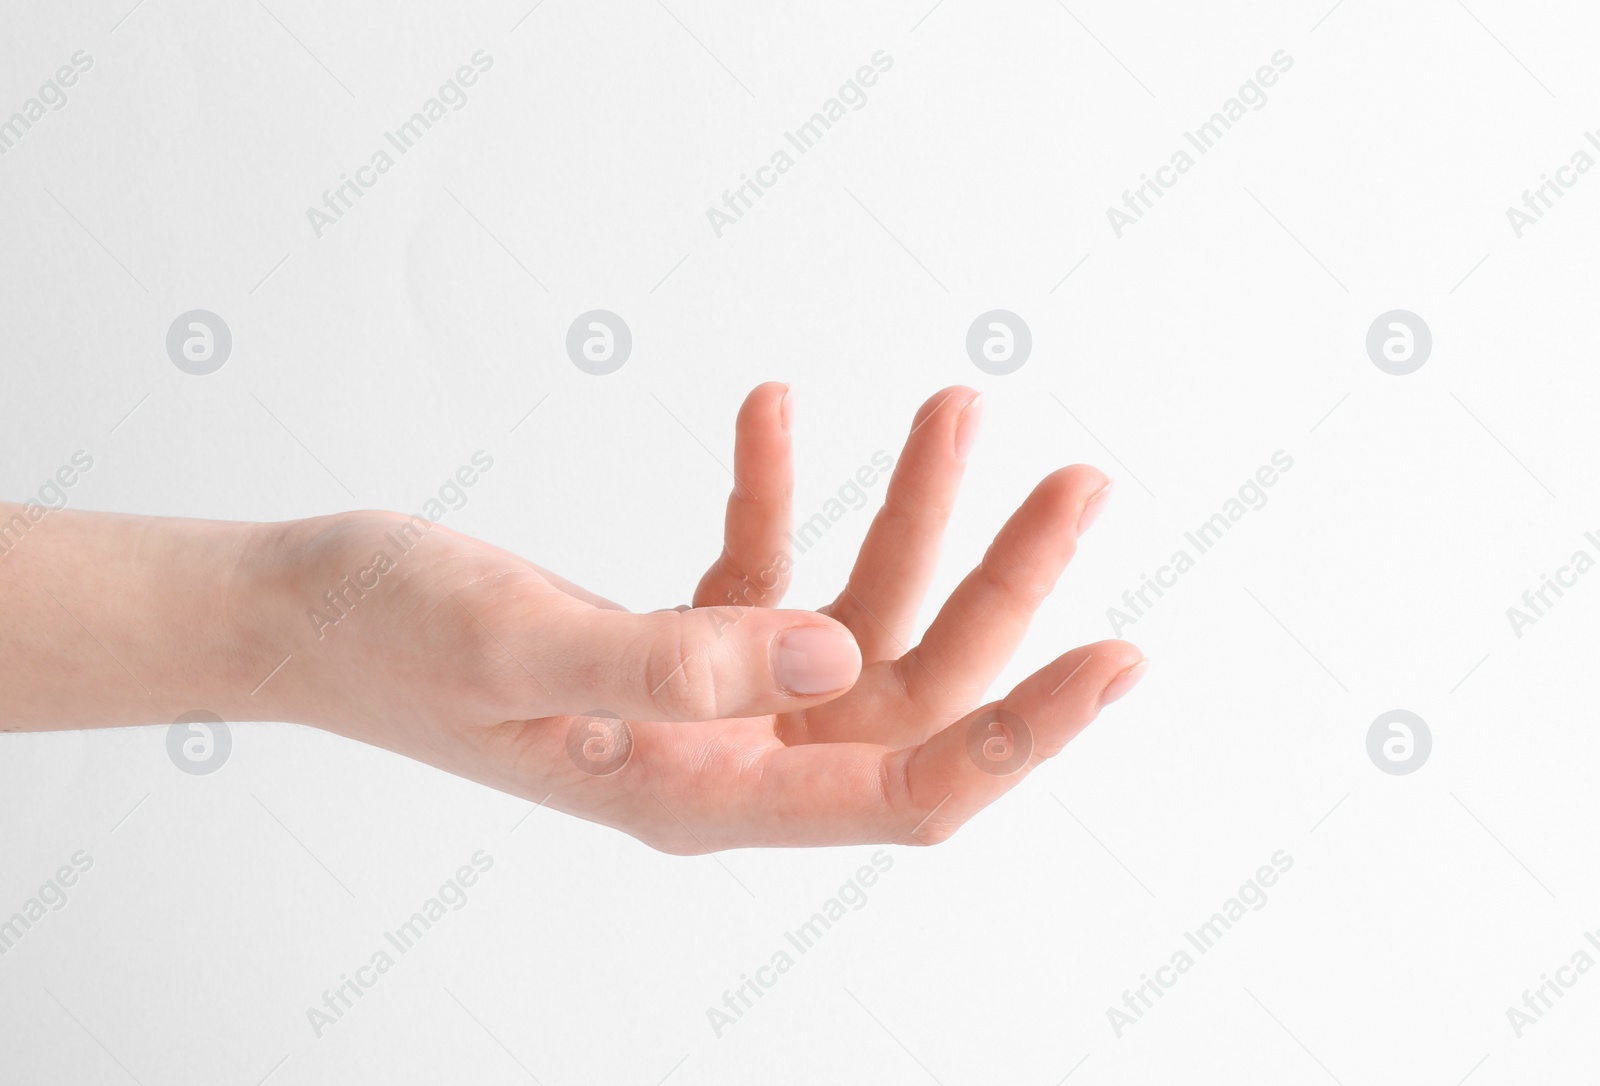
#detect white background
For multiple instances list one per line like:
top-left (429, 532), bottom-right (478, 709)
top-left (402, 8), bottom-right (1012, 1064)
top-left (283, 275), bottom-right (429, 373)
top-left (4, 0), bottom-right (1600, 1081)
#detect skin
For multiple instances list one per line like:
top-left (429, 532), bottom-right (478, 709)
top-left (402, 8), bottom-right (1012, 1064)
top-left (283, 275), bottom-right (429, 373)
top-left (0, 385), bottom-right (1144, 853)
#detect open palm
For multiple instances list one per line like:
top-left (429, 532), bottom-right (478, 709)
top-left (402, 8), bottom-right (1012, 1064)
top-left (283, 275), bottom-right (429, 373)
top-left (281, 384), bottom-right (1144, 853)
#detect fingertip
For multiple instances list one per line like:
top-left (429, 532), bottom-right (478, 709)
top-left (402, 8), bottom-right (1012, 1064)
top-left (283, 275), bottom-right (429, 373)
top-left (1098, 656), bottom-right (1148, 708)
top-left (1078, 478), bottom-right (1113, 533)
top-left (1025, 465), bottom-right (1111, 535)
top-left (1084, 638), bottom-right (1143, 664)
top-left (728, 384), bottom-right (795, 506)
top-left (1036, 463), bottom-right (1108, 494)
top-left (889, 639), bottom-right (1144, 843)
top-left (954, 392), bottom-right (983, 460)
top-left (912, 385), bottom-right (980, 431)
top-left (739, 382), bottom-right (791, 428)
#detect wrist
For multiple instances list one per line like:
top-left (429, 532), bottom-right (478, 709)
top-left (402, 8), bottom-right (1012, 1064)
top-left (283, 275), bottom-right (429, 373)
top-left (222, 515), bottom-right (315, 725)
top-left (227, 509), bottom-right (409, 732)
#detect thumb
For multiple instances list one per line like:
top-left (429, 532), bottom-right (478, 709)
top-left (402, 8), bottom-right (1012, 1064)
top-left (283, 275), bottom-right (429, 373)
top-left (539, 605), bottom-right (862, 721)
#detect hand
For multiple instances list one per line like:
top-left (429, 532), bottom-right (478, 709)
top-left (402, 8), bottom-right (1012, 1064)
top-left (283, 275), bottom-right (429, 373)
top-left (247, 384), bottom-right (1146, 852)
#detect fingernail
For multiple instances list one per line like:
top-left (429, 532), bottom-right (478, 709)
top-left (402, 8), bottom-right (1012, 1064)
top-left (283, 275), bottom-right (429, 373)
top-left (779, 386), bottom-right (793, 431)
top-left (772, 626), bottom-right (860, 695)
top-left (1077, 480), bottom-right (1113, 534)
top-left (954, 393), bottom-right (983, 460)
top-left (1098, 657), bottom-right (1147, 709)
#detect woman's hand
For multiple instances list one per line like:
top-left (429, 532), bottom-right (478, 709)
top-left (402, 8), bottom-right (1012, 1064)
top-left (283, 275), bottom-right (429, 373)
top-left (246, 384), bottom-right (1145, 852)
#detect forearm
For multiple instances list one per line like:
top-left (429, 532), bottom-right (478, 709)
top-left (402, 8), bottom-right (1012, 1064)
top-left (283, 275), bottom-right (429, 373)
top-left (0, 503), bottom-right (290, 731)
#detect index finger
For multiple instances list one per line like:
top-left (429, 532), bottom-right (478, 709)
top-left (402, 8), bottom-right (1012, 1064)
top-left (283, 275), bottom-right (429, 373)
top-left (693, 382), bottom-right (794, 609)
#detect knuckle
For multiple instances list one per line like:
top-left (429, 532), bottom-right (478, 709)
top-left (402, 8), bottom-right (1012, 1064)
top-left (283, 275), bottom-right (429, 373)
top-left (904, 820), bottom-right (961, 847)
top-left (638, 829), bottom-right (708, 856)
top-left (643, 617), bottom-right (722, 719)
top-left (882, 486), bottom-right (954, 530)
top-left (882, 753), bottom-right (963, 846)
top-left (977, 537), bottom-right (1059, 607)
